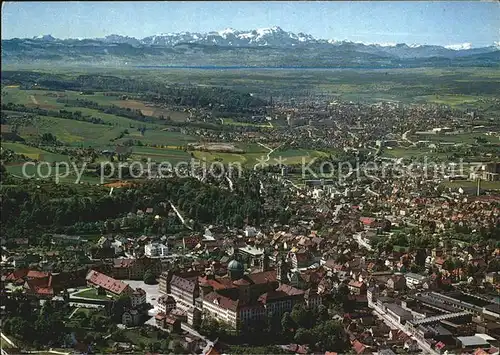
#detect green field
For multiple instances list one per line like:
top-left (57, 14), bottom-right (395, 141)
top-left (441, 180), bottom-right (500, 191)
top-left (411, 132), bottom-right (499, 144)
top-left (414, 94), bottom-right (482, 107)
top-left (192, 148), bottom-right (328, 167)
top-left (2, 142), bottom-right (70, 162)
top-left (72, 288), bottom-right (113, 300)
top-left (131, 146), bottom-right (192, 163)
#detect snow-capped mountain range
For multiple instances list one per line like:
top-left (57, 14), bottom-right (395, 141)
top-left (3, 26), bottom-right (498, 67)
top-left (140, 26), bottom-right (317, 47)
top-left (28, 26), bottom-right (497, 51)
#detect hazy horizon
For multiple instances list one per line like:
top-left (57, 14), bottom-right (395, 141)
top-left (2, 1), bottom-right (499, 47)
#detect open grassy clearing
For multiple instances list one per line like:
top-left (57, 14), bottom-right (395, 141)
top-left (270, 149), bottom-right (329, 164)
top-left (4, 164), bottom-right (103, 185)
top-left (235, 142), bottom-right (269, 153)
top-left (16, 116), bottom-right (123, 146)
top-left (187, 148), bottom-right (330, 167)
top-left (381, 147), bottom-right (434, 159)
top-left (192, 151), bottom-right (247, 165)
top-left (131, 146), bottom-right (192, 163)
top-left (411, 132), bottom-right (499, 144)
top-left (73, 288), bottom-right (113, 300)
top-left (110, 99), bottom-right (189, 121)
top-left (414, 94), bottom-right (482, 107)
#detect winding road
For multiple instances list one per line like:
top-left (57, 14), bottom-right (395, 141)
top-left (257, 142), bottom-right (283, 162)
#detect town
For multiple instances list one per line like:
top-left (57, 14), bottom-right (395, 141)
top-left (1, 2), bottom-right (500, 355)
top-left (1, 151), bottom-right (499, 354)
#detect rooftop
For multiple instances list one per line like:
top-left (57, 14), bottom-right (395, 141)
top-left (457, 336), bottom-right (490, 347)
top-left (86, 270), bottom-right (130, 295)
top-left (239, 245), bottom-right (264, 256)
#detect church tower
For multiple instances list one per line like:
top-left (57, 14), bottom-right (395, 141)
top-left (260, 251), bottom-right (270, 272)
top-left (276, 255), bottom-right (289, 285)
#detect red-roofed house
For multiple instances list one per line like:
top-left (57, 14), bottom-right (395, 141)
top-left (26, 270), bottom-right (49, 279)
top-left (5, 269), bottom-right (29, 282)
top-left (86, 270), bottom-right (133, 296)
top-left (155, 312), bottom-right (181, 332)
top-left (352, 340), bottom-right (371, 354)
top-left (360, 217), bottom-right (376, 228)
top-left (348, 280), bottom-right (367, 295)
top-left (24, 276), bottom-right (54, 299)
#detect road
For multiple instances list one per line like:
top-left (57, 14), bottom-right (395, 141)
top-left (402, 130), bottom-right (416, 147)
top-left (226, 176), bottom-right (234, 192)
top-left (169, 201), bottom-right (193, 230)
top-left (365, 186), bottom-right (380, 196)
top-left (370, 303), bottom-right (438, 355)
top-left (1, 332), bottom-right (16, 355)
top-left (257, 142), bottom-right (283, 162)
top-left (282, 179), bottom-right (300, 190)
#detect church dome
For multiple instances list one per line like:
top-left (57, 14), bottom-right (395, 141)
top-left (228, 259), bottom-right (244, 272)
top-left (227, 259), bottom-right (244, 280)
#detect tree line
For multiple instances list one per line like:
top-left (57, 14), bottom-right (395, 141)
top-left (0, 174), bottom-right (289, 240)
top-left (2, 102), bottom-right (111, 126)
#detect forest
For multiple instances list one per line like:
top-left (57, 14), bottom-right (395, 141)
top-left (0, 172), bottom-right (292, 241)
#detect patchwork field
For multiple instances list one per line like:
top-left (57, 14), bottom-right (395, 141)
top-left (2, 142), bottom-right (69, 162)
top-left (1, 87), bottom-right (186, 126)
top-left (2, 68), bottom-right (498, 185)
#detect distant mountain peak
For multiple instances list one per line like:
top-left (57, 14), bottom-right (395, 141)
top-left (445, 43), bottom-right (473, 50)
top-left (33, 34), bottom-right (56, 41)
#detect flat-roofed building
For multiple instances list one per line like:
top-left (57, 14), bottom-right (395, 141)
top-left (405, 272), bottom-right (428, 288)
top-left (456, 335), bottom-right (491, 351)
top-left (384, 303), bottom-right (413, 325)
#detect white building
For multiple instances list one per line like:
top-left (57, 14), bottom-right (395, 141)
top-left (158, 295), bottom-right (176, 314)
top-left (244, 226), bottom-right (257, 237)
top-left (144, 242), bottom-right (168, 258)
top-left (131, 288), bottom-right (146, 307)
top-left (405, 272), bottom-right (428, 288)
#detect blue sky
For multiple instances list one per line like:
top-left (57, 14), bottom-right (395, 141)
top-left (2, 1), bottom-right (499, 47)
